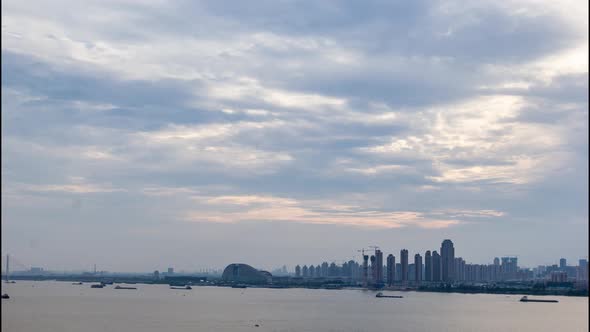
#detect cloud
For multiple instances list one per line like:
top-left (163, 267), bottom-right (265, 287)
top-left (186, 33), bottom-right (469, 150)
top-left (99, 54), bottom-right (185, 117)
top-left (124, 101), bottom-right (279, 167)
top-left (1, 0), bottom-right (587, 269)
top-left (180, 193), bottom-right (504, 229)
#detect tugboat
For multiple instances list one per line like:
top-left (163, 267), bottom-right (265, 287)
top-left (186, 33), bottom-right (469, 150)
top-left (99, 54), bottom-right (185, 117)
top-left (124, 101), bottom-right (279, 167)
top-left (72, 282), bottom-right (83, 285)
top-left (90, 283), bottom-right (104, 288)
top-left (376, 292), bottom-right (403, 298)
top-left (519, 296), bottom-right (558, 303)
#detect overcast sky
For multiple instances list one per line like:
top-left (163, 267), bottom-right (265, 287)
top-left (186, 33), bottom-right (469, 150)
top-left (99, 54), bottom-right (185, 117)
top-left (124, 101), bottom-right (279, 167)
top-left (1, 0), bottom-right (588, 273)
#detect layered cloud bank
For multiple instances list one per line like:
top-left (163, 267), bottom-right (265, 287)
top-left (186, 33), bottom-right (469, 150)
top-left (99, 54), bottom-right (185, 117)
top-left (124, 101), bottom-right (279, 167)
top-left (1, 0), bottom-right (587, 270)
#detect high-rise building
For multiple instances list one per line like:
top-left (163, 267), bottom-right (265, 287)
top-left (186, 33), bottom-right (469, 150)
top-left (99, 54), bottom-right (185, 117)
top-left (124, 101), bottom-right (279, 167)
top-left (401, 249), bottom-right (409, 283)
top-left (386, 254), bottom-right (395, 286)
top-left (329, 262), bottom-right (339, 277)
top-left (295, 265), bottom-right (301, 277)
top-left (493, 258), bottom-right (500, 281)
top-left (375, 250), bottom-right (384, 284)
top-left (370, 255), bottom-right (376, 282)
top-left (302, 265), bottom-right (308, 278)
top-left (551, 271), bottom-right (568, 283)
top-left (321, 262), bottom-right (329, 277)
top-left (441, 239), bottom-right (455, 282)
top-left (560, 258), bottom-right (567, 270)
top-left (309, 265), bottom-right (315, 278)
top-left (316, 265), bottom-right (322, 278)
top-left (578, 259), bottom-right (588, 281)
top-left (454, 257), bottom-right (466, 281)
top-left (395, 263), bottom-right (402, 281)
top-left (424, 251), bottom-right (432, 281)
top-left (414, 253), bottom-right (423, 283)
top-left (432, 251), bottom-right (441, 281)
top-left (342, 262), bottom-right (350, 277)
top-left (153, 270), bottom-right (160, 280)
top-left (408, 263), bottom-right (415, 281)
top-left (362, 254), bottom-right (369, 286)
top-left (500, 257), bottom-right (518, 280)
top-left (167, 267), bottom-right (174, 275)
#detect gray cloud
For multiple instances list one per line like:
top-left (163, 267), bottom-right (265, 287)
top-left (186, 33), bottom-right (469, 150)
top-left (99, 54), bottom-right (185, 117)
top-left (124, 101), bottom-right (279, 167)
top-left (1, 0), bottom-right (587, 271)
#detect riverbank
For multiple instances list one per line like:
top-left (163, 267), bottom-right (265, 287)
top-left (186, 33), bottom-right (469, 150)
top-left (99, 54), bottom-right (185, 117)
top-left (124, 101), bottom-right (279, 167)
top-left (5, 275), bottom-right (588, 297)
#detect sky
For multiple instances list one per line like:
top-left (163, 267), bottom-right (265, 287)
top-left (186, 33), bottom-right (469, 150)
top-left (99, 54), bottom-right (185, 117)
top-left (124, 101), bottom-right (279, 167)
top-left (1, 0), bottom-right (588, 273)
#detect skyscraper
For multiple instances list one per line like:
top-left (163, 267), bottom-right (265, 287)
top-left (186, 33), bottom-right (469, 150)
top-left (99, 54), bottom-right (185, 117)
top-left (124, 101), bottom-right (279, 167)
top-left (401, 249), bottom-right (409, 283)
top-left (408, 263), bottom-right (415, 281)
top-left (321, 262), bottom-right (329, 277)
top-left (309, 265), bottom-right (315, 278)
top-left (375, 250), bottom-right (384, 284)
top-left (414, 253), bottom-right (423, 283)
top-left (454, 257), bottom-right (466, 281)
top-left (432, 250), bottom-right (441, 282)
top-left (386, 254), bottom-right (395, 286)
top-left (441, 239), bottom-right (455, 282)
top-left (362, 254), bottom-right (369, 286)
top-left (329, 262), bottom-right (338, 277)
top-left (560, 258), bottom-right (567, 270)
top-left (370, 255), bottom-right (376, 282)
top-left (501, 257), bottom-right (518, 280)
top-left (424, 251), bottom-right (432, 281)
top-left (295, 265), bottom-right (301, 277)
top-left (578, 259), bottom-right (588, 281)
top-left (302, 265), bottom-right (308, 278)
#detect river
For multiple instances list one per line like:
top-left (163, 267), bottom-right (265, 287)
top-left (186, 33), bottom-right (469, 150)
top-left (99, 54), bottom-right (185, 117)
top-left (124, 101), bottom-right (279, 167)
top-left (1, 281), bottom-right (588, 332)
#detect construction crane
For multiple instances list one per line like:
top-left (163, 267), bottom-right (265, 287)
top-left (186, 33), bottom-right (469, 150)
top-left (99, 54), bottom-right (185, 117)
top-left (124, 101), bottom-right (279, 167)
top-left (368, 245), bottom-right (380, 253)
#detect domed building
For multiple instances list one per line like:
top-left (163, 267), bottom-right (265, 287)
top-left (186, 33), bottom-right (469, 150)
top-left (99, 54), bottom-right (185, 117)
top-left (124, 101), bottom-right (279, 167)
top-left (222, 263), bottom-right (272, 284)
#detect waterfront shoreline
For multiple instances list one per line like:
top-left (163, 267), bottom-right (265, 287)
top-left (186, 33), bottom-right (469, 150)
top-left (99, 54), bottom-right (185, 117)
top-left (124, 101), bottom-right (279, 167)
top-left (4, 277), bottom-right (588, 297)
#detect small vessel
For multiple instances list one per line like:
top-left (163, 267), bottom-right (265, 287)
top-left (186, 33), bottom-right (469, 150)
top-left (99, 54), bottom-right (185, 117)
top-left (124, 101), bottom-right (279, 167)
top-left (323, 285), bottom-right (343, 290)
top-left (170, 285), bottom-right (192, 290)
top-left (115, 285), bottom-right (137, 290)
top-left (1, 294), bottom-right (9, 299)
top-left (90, 284), bottom-right (104, 288)
top-left (519, 296), bottom-right (558, 303)
top-left (72, 282), bottom-right (83, 285)
top-left (376, 292), bottom-right (403, 298)
top-left (231, 284), bottom-right (247, 288)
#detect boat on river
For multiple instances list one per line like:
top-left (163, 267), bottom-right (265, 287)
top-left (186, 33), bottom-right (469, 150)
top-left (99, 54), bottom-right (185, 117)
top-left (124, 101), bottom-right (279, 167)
top-left (170, 285), bottom-right (192, 290)
top-left (519, 296), bottom-right (558, 303)
top-left (376, 292), bottom-right (403, 298)
top-left (1, 294), bottom-right (9, 299)
top-left (90, 284), bottom-right (104, 288)
top-left (115, 285), bottom-right (137, 290)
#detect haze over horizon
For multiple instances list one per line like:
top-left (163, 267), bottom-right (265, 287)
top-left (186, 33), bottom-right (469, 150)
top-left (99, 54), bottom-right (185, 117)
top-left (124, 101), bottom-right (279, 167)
top-left (1, 0), bottom-right (588, 272)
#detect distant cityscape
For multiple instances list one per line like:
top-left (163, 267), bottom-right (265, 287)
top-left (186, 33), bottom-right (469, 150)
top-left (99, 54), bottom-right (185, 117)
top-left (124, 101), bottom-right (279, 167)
top-left (2, 239), bottom-right (588, 296)
top-left (287, 240), bottom-right (588, 287)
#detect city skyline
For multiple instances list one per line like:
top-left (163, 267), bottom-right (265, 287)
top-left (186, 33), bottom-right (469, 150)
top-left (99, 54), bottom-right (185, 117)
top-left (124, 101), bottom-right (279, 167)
top-left (2, 238), bottom-right (588, 274)
top-left (2, 0), bottom-right (588, 272)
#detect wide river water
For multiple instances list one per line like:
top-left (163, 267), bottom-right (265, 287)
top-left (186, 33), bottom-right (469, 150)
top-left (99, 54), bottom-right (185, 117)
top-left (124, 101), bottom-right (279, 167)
top-left (1, 281), bottom-right (588, 332)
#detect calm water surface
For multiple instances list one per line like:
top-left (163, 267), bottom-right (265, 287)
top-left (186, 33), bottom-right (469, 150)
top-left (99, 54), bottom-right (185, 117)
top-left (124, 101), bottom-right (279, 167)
top-left (2, 281), bottom-right (588, 332)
